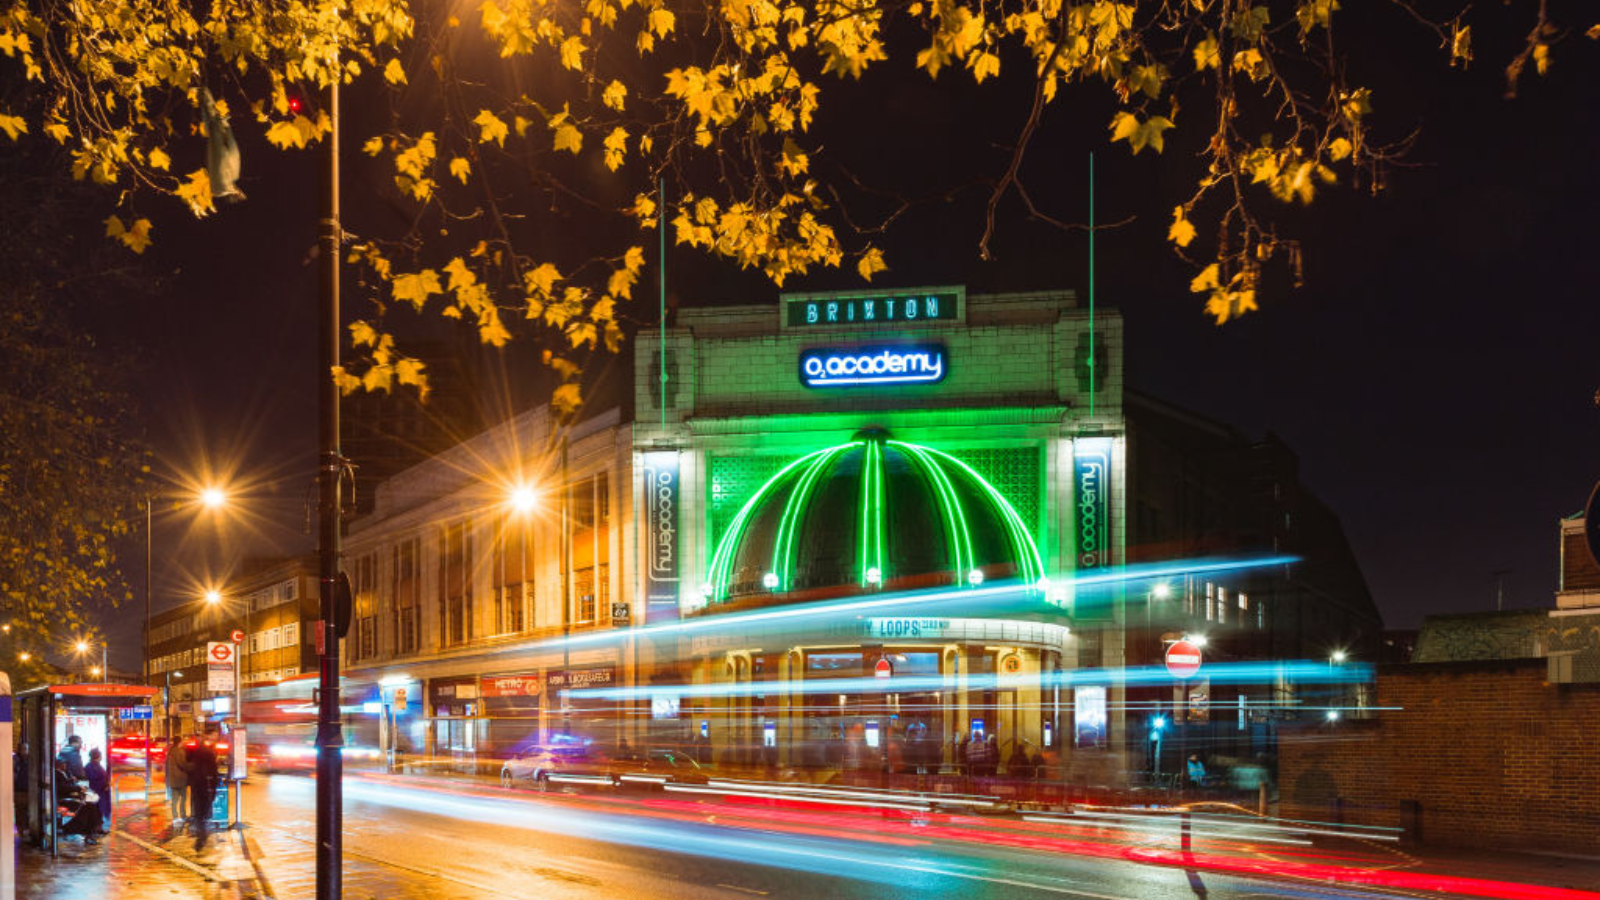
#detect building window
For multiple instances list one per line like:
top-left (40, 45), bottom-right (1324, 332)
top-left (393, 538), bottom-right (420, 655)
top-left (283, 620), bottom-right (299, 648)
top-left (440, 522), bottom-right (472, 645)
top-left (352, 552), bottom-right (379, 661)
top-left (1205, 582), bottom-right (1215, 622)
top-left (1216, 588), bottom-right (1227, 625)
top-left (573, 564), bottom-right (608, 625)
top-left (493, 513), bottom-right (534, 634)
top-left (569, 473), bottom-right (610, 627)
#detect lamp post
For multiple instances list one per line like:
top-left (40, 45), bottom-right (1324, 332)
top-left (315, 65), bottom-right (346, 900)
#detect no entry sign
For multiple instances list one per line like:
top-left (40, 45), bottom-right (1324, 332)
top-left (874, 658), bottom-right (893, 679)
top-left (207, 641), bottom-right (235, 665)
top-left (1165, 641), bottom-right (1202, 679)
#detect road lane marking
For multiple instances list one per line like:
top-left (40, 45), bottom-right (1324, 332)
top-left (716, 884), bottom-right (770, 895)
top-left (115, 831), bottom-right (228, 883)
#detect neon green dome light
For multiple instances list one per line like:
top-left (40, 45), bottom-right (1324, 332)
top-left (707, 437), bottom-right (1045, 603)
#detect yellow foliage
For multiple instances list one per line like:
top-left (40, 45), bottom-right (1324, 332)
top-left (449, 156), bottom-right (471, 183)
top-left (603, 126), bottom-right (628, 170)
top-left (383, 58), bottom-right (407, 85)
top-left (1109, 112), bottom-right (1173, 154)
top-left (1193, 34), bottom-right (1219, 71)
top-left (0, 113), bottom-right (26, 140)
top-left (474, 110), bottom-right (509, 147)
top-left (391, 269), bottom-right (443, 310)
top-left (176, 168), bottom-right (214, 216)
top-left (1167, 207), bottom-right (1196, 248)
top-left (602, 80), bottom-right (627, 111)
top-left (553, 122), bottom-right (582, 154)
top-left (148, 147), bottom-right (171, 170)
top-left (857, 246), bottom-right (887, 281)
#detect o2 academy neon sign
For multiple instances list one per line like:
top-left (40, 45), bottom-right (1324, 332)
top-left (800, 344), bottom-right (947, 388)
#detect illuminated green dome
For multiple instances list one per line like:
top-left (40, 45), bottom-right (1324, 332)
top-left (704, 435), bottom-right (1043, 603)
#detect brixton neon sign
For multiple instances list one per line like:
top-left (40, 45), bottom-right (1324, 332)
top-left (799, 344), bottom-right (947, 388)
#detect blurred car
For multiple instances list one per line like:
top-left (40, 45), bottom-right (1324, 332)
top-left (613, 749), bottom-right (709, 790)
top-left (108, 734), bottom-right (167, 768)
top-left (501, 737), bottom-right (611, 790)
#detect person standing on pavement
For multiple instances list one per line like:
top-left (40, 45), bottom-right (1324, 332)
top-left (85, 747), bottom-right (112, 832)
top-left (166, 736), bottom-right (190, 828)
top-left (184, 736), bottom-right (220, 850)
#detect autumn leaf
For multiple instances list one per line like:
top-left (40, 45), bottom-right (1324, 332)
top-left (647, 8), bottom-right (675, 38)
top-left (602, 80), bottom-right (627, 112)
top-left (391, 269), bottom-right (443, 310)
top-left (148, 147), bottom-right (171, 171)
top-left (384, 58), bottom-right (407, 85)
top-left (1168, 207), bottom-right (1196, 248)
top-left (0, 113), bottom-right (27, 140)
top-left (449, 157), bottom-right (471, 183)
top-left (559, 36), bottom-right (586, 71)
top-left (474, 109), bottom-right (509, 147)
top-left (176, 168), bottom-right (214, 216)
top-left (1109, 112), bottom-right (1174, 154)
top-left (551, 382), bottom-right (583, 416)
top-left (857, 246), bottom-right (887, 281)
top-left (524, 262), bottom-right (562, 297)
top-left (362, 137), bottom-right (384, 156)
top-left (350, 320), bottom-right (380, 348)
top-left (603, 126), bottom-right (628, 171)
top-left (1193, 34), bottom-right (1220, 71)
top-left (553, 122), bottom-right (582, 154)
top-left (1190, 263), bottom-right (1221, 294)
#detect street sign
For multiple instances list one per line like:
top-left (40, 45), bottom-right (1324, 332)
top-left (122, 706), bottom-right (153, 720)
top-left (208, 664), bottom-right (235, 691)
top-left (231, 629), bottom-right (246, 644)
top-left (1165, 640), bottom-right (1203, 679)
top-left (207, 641), bottom-right (235, 665)
top-left (874, 658), bottom-right (893, 679)
top-left (393, 688), bottom-right (407, 708)
top-left (611, 602), bottom-right (631, 623)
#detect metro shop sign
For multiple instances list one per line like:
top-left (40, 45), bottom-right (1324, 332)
top-left (800, 344), bottom-right (947, 388)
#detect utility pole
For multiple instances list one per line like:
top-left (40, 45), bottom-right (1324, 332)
top-left (315, 72), bottom-right (345, 900)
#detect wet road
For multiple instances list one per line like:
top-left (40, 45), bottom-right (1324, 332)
top-left (229, 773), bottom-right (1586, 900)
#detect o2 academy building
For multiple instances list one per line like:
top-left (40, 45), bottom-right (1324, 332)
top-left (339, 285), bottom-right (1380, 783)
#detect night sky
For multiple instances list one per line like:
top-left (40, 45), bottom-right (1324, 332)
top-left (87, 9), bottom-right (1600, 670)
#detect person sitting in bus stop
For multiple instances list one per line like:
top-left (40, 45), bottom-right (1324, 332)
top-left (56, 734), bottom-right (87, 781)
top-left (1187, 754), bottom-right (1209, 786)
top-left (85, 747), bottom-right (112, 834)
top-left (53, 759), bottom-right (103, 846)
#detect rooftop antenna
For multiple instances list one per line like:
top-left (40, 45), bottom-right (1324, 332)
top-left (660, 176), bottom-right (667, 428)
top-left (1088, 152), bottom-right (1096, 419)
top-left (1489, 569), bottom-right (1511, 611)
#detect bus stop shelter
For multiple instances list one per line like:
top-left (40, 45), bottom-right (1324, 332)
top-left (16, 683), bottom-right (158, 855)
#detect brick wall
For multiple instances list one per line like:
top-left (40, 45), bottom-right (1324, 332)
top-left (1277, 659), bottom-right (1600, 852)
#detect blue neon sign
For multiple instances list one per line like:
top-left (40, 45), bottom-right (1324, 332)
top-left (799, 344), bottom-right (947, 388)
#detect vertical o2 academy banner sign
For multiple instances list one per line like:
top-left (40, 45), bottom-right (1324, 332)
top-left (1074, 438), bottom-right (1113, 619)
top-left (643, 451), bottom-right (680, 622)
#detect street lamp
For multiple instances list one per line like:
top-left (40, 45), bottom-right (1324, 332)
top-left (74, 639), bottom-right (106, 682)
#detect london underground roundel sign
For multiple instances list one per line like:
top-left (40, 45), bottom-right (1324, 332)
top-left (1165, 641), bottom-right (1202, 679)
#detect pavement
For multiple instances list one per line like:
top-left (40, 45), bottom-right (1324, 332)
top-left (15, 772), bottom-right (1600, 900)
